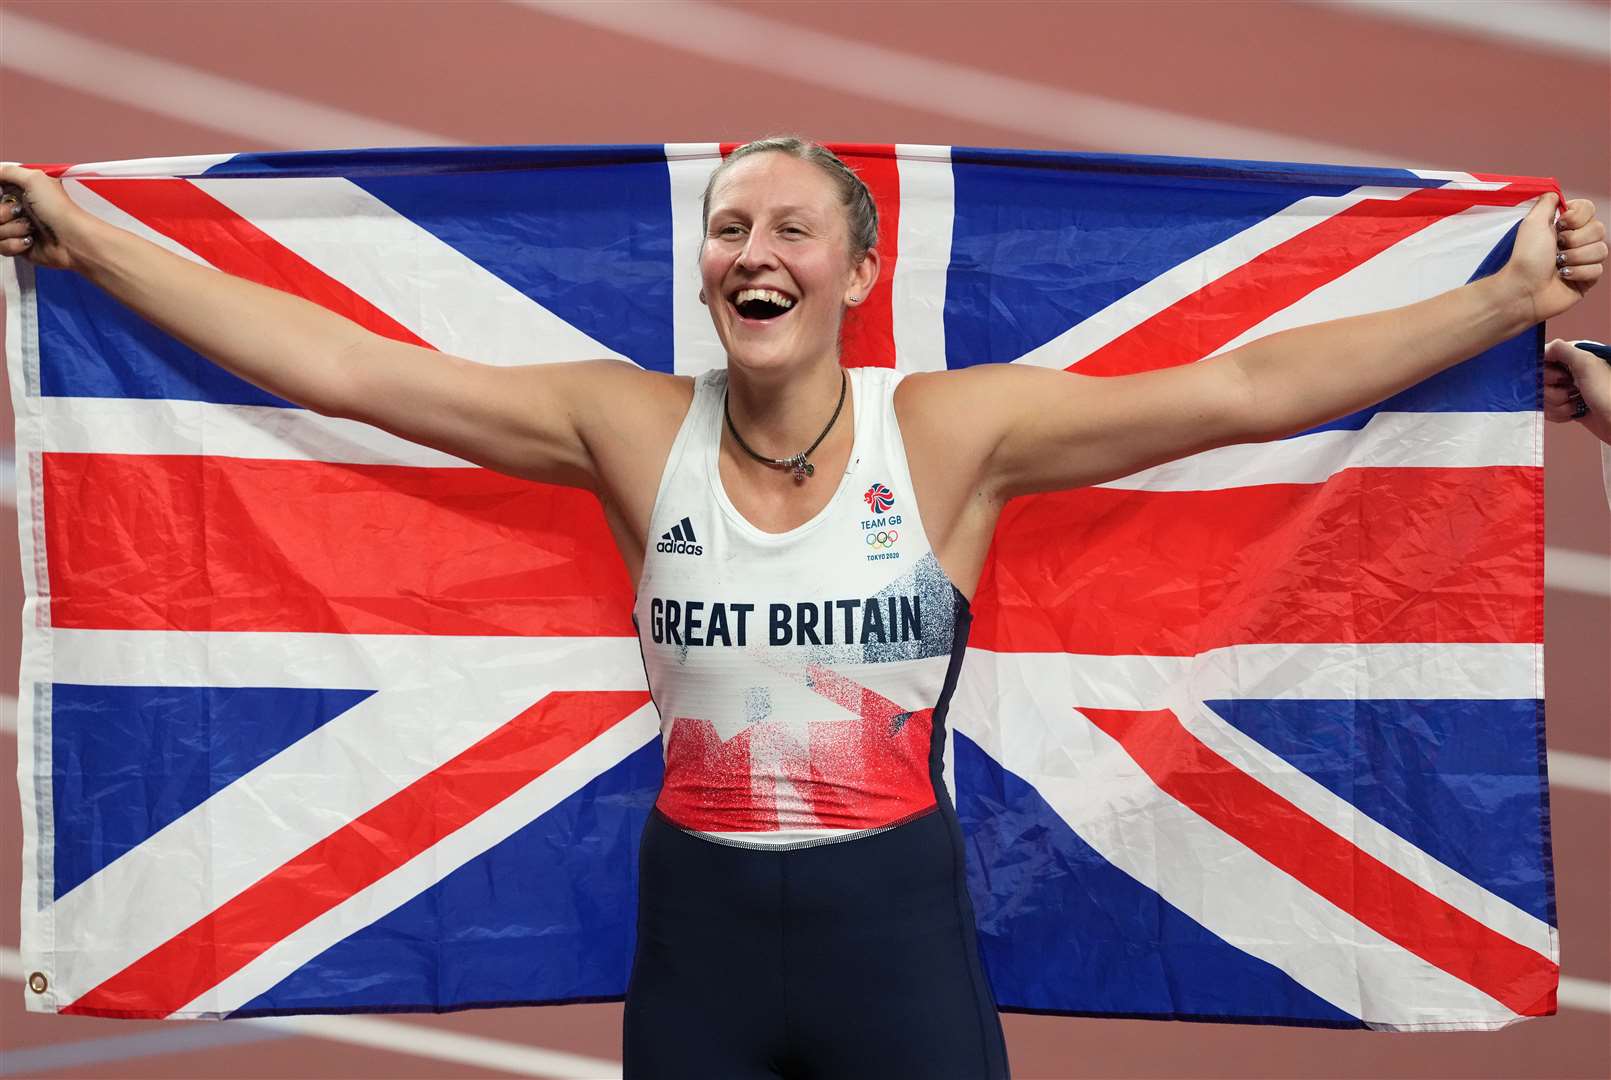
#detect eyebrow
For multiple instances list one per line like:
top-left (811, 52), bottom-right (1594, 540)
top-left (709, 203), bottom-right (825, 221)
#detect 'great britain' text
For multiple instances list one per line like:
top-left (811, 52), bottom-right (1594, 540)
top-left (649, 596), bottom-right (922, 647)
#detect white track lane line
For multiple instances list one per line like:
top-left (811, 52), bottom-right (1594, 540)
top-left (1549, 749), bottom-right (1611, 797)
top-left (0, 949), bottom-right (623, 1079)
top-left (521, 0), bottom-right (1400, 167)
top-left (1, 14), bottom-right (457, 151)
top-left (7, 2), bottom-right (1605, 212)
top-left (1560, 976), bottom-right (1611, 1015)
top-left (1306, 1), bottom-right (1611, 61)
top-left (0, 1022), bottom-right (295, 1075)
top-left (1546, 546), bottom-right (1611, 600)
top-left (518, 0), bottom-right (1610, 213)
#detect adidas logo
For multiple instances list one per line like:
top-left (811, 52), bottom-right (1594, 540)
top-left (655, 516), bottom-right (704, 556)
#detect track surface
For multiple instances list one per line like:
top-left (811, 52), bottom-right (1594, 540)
top-left (2, 2), bottom-right (1607, 1077)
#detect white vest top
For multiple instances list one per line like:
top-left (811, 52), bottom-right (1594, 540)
top-left (633, 366), bottom-right (972, 849)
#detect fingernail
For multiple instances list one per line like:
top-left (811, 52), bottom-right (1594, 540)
top-left (20, 236), bottom-right (31, 246)
top-left (1560, 266), bottom-right (1572, 279)
top-left (1556, 252), bottom-right (1567, 267)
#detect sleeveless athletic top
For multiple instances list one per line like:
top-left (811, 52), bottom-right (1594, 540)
top-left (633, 366), bottom-right (972, 849)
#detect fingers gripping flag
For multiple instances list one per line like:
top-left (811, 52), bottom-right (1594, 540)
top-left (3, 144), bottom-right (1556, 1029)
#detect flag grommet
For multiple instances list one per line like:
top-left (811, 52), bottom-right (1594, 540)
top-left (27, 971), bottom-right (47, 994)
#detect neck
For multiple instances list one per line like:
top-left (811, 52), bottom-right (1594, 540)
top-left (724, 356), bottom-right (848, 460)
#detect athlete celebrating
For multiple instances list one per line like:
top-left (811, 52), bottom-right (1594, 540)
top-left (1, 141), bottom-right (1604, 1079)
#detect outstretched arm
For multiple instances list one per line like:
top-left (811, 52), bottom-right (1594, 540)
top-left (942, 194), bottom-right (1605, 499)
top-left (0, 165), bottom-right (653, 490)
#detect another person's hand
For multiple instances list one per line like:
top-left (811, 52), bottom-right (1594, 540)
top-left (1545, 339), bottom-right (1611, 446)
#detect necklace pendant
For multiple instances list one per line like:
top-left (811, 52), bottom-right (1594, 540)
top-left (791, 455), bottom-right (814, 482)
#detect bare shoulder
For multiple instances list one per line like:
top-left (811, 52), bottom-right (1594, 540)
top-left (890, 367), bottom-right (1027, 593)
top-left (896, 363), bottom-right (1064, 405)
top-left (541, 356), bottom-right (691, 413)
top-left (898, 355), bottom-right (1253, 499)
top-left (564, 358), bottom-right (694, 475)
top-left (346, 347), bottom-right (694, 496)
top-left (563, 361), bottom-right (695, 540)
top-left (894, 364), bottom-right (1066, 467)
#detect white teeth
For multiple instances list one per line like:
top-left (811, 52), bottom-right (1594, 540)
top-left (734, 288), bottom-right (795, 309)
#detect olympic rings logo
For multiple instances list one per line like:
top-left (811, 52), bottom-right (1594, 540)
top-left (865, 529), bottom-right (899, 549)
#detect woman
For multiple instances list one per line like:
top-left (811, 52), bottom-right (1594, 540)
top-left (1, 140), bottom-right (1604, 1079)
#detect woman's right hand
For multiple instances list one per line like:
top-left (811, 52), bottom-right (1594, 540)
top-left (0, 164), bottom-right (95, 271)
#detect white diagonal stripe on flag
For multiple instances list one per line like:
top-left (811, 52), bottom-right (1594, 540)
top-left (953, 676), bottom-right (1532, 1028)
top-left (1206, 201), bottom-right (1530, 357)
top-left (1177, 696), bottom-right (1554, 959)
top-left (1064, 710), bottom-right (1525, 1026)
top-left (44, 677), bottom-right (542, 995)
top-left (183, 705), bottom-right (659, 1017)
top-left (44, 674), bottom-right (656, 1003)
top-left (1013, 185), bottom-right (1427, 370)
top-left (1408, 171), bottom-right (1507, 190)
top-left (189, 177), bottom-right (625, 366)
top-left (65, 180), bottom-right (216, 266)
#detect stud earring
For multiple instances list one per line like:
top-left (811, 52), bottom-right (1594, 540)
top-left (699, 289), bottom-right (707, 304)
top-left (848, 295), bottom-right (861, 304)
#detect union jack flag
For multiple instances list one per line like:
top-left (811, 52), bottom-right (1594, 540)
top-left (4, 143), bottom-right (1557, 1029)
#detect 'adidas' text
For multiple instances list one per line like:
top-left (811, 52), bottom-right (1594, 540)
top-left (656, 516), bottom-right (704, 556)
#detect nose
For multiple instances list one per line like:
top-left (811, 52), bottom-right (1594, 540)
top-left (736, 229), bottom-right (779, 270)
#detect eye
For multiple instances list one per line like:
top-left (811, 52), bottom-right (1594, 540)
top-left (714, 223), bottom-right (745, 239)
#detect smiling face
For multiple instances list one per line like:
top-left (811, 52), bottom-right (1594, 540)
top-left (700, 152), bottom-right (880, 376)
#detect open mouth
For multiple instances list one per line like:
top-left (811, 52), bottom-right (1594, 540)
top-left (731, 287), bottom-right (797, 322)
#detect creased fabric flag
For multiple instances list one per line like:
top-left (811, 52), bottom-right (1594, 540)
top-left (4, 144), bottom-right (1556, 1030)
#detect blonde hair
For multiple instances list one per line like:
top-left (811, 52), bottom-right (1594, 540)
top-left (700, 136), bottom-right (880, 262)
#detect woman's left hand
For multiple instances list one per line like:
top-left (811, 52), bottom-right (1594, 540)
top-left (1504, 194), bottom-right (1606, 324)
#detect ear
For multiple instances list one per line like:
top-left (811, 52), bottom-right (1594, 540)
top-left (847, 248), bottom-right (881, 305)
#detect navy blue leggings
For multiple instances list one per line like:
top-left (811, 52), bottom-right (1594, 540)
top-left (623, 807), bottom-right (1011, 1079)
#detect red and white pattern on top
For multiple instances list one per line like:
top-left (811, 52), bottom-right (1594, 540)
top-left (656, 665), bottom-right (937, 834)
